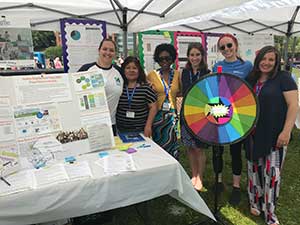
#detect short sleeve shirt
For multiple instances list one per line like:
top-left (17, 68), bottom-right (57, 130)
top-left (213, 59), bottom-right (253, 79)
top-left (116, 85), bottom-right (157, 132)
top-left (245, 71), bottom-right (297, 160)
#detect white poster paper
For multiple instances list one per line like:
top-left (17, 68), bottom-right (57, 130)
top-left (140, 33), bottom-right (172, 72)
top-left (14, 74), bottom-right (72, 105)
top-left (0, 170), bottom-right (34, 196)
top-left (33, 164), bottom-right (69, 188)
top-left (0, 141), bottom-right (20, 177)
top-left (61, 19), bottom-right (106, 72)
top-left (0, 96), bottom-right (15, 142)
top-left (64, 161), bottom-right (93, 180)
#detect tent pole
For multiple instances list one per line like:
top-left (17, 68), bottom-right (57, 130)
top-left (291, 36), bottom-right (297, 63)
top-left (283, 34), bottom-right (290, 64)
top-left (122, 7), bottom-right (128, 57)
top-left (133, 33), bottom-right (137, 57)
top-left (284, 6), bottom-right (300, 66)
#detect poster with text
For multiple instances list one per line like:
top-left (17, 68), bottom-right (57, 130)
top-left (138, 31), bottom-right (174, 73)
top-left (60, 18), bottom-right (106, 72)
top-left (174, 32), bottom-right (205, 69)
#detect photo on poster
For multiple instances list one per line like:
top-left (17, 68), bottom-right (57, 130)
top-left (0, 26), bottom-right (34, 69)
top-left (13, 103), bottom-right (62, 139)
top-left (56, 128), bottom-right (88, 144)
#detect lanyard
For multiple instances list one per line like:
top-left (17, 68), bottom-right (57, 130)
top-left (189, 71), bottom-right (200, 84)
top-left (160, 69), bottom-right (173, 99)
top-left (126, 85), bottom-right (137, 108)
top-left (254, 81), bottom-right (264, 96)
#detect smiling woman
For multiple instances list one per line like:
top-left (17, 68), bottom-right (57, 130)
top-left (147, 43), bottom-right (181, 159)
top-left (211, 33), bottom-right (253, 206)
top-left (116, 56), bottom-right (157, 137)
top-left (245, 45), bottom-right (298, 225)
top-left (78, 38), bottom-right (124, 134)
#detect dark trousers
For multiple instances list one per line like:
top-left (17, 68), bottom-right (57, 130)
top-left (212, 141), bottom-right (242, 176)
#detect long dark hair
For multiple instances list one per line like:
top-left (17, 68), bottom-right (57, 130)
top-left (217, 33), bottom-right (244, 63)
top-left (248, 46), bottom-right (281, 83)
top-left (185, 42), bottom-right (208, 71)
top-left (121, 56), bottom-right (147, 85)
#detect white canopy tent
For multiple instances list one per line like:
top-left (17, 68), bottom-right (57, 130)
top-left (0, 0), bottom-right (252, 56)
top-left (148, 0), bottom-right (300, 62)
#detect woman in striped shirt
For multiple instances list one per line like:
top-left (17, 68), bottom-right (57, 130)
top-left (116, 56), bottom-right (157, 137)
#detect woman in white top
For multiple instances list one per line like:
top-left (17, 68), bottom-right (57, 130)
top-left (78, 38), bottom-right (124, 135)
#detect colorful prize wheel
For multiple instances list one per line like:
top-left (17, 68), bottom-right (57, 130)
top-left (182, 73), bottom-right (259, 146)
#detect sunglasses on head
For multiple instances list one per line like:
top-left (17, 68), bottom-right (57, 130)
top-left (219, 43), bottom-right (233, 51)
top-left (158, 56), bottom-right (173, 62)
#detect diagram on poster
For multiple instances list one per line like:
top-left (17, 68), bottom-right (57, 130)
top-left (13, 104), bottom-right (62, 138)
top-left (0, 141), bottom-right (19, 177)
top-left (77, 92), bottom-right (106, 111)
top-left (72, 71), bottom-right (104, 91)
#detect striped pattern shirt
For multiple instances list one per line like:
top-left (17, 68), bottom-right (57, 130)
top-left (116, 84), bottom-right (157, 132)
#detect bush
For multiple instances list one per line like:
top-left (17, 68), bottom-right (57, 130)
top-left (44, 46), bottom-right (62, 59)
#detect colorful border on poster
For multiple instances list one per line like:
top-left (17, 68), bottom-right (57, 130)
top-left (60, 18), bottom-right (107, 72)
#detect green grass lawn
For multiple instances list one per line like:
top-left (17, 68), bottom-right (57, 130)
top-left (100, 129), bottom-right (300, 225)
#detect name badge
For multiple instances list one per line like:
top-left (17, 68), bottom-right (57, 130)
top-left (162, 102), bottom-right (171, 111)
top-left (126, 111), bottom-right (135, 118)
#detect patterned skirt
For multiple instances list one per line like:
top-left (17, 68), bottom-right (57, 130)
top-left (152, 109), bottom-right (179, 159)
top-left (180, 122), bottom-right (209, 149)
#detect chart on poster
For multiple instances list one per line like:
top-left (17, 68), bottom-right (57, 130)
top-left (0, 71), bottom-right (115, 187)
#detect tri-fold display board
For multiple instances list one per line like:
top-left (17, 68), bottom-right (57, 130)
top-left (0, 71), bottom-right (114, 179)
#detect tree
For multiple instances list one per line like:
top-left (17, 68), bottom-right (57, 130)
top-left (44, 46), bottom-right (62, 59)
top-left (32, 31), bottom-right (56, 51)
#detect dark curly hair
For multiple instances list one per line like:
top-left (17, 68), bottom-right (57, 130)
top-left (153, 43), bottom-right (177, 63)
top-left (121, 56), bottom-right (147, 85)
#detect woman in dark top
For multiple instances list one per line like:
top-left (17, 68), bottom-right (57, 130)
top-left (180, 42), bottom-right (210, 191)
top-left (245, 46), bottom-right (298, 225)
top-left (116, 56), bottom-right (157, 137)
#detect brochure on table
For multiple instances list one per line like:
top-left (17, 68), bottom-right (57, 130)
top-left (0, 70), bottom-right (115, 194)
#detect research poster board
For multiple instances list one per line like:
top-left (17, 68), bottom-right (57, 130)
top-left (205, 33), bottom-right (274, 70)
top-left (205, 33), bottom-right (223, 70)
top-left (138, 31), bottom-right (174, 73)
top-left (173, 31), bottom-right (205, 69)
top-left (0, 71), bottom-right (114, 180)
top-left (236, 33), bottom-right (274, 63)
top-left (60, 18), bottom-right (107, 72)
top-left (0, 17), bottom-right (34, 70)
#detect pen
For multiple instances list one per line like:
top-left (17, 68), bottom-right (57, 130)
top-left (0, 176), bottom-right (11, 186)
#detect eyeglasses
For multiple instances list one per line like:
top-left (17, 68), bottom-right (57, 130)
top-left (219, 43), bottom-right (233, 51)
top-left (158, 56), bottom-right (173, 62)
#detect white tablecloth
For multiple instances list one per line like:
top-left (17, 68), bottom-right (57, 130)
top-left (0, 138), bottom-right (214, 225)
